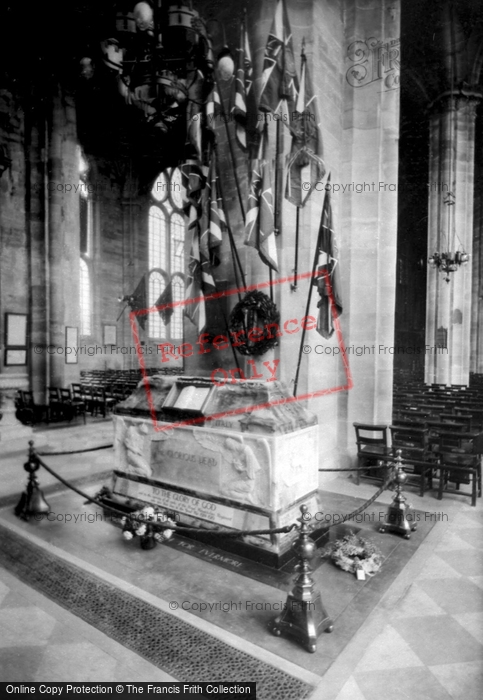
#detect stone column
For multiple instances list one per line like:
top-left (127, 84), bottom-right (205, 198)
top-left (425, 93), bottom-right (479, 386)
top-left (0, 374), bottom-right (33, 447)
top-left (470, 132), bottom-right (483, 374)
top-left (342, 0), bottom-right (401, 464)
top-left (27, 109), bottom-right (48, 404)
top-left (47, 88), bottom-right (81, 388)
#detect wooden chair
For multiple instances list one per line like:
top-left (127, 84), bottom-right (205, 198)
top-left (47, 386), bottom-right (63, 422)
top-left (63, 386), bottom-right (87, 424)
top-left (353, 423), bottom-right (390, 484)
top-left (437, 431), bottom-right (481, 506)
top-left (15, 390), bottom-right (48, 425)
top-left (389, 425), bottom-right (434, 496)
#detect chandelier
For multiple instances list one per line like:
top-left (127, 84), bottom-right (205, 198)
top-left (428, 250), bottom-right (469, 283)
top-left (81, 2), bottom-right (220, 136)
top-left (427, 7), bottom-right (469, 284)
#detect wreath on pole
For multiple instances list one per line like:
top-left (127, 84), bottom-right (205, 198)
top-left (228, 290), bottom-right (280, 356)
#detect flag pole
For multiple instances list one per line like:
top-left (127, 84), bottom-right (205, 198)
top-left (260, 113), bottom-right (275, 302)
top-left (290, 205), bottom-right (300, 291)
top-left (116, 302), bottom-right (129, 323)
top-left (214, 73), bottom-right (246, 223)
top-left (293, 185), bottom-right (326, 398)
top-left (290, 40), bottom-right (306, 294)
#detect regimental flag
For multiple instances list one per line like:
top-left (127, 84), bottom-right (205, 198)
top-left (259, 0), bottom-right (299, 121)
top-left (182, 157), bottom-right (209, 331)
top-left (128, 275), bottom-right (147, 330)
top-left (313, 174), bottom-right (342, 338)
top-left (285, 45), bottom-right (325, 207)
top-left (206, 80), bottom-right (222, 134)
top-left (244, 128), bottom-right (278, 271)
top-left (155, 281), bottom-right (174, 326)
top-left (231, 11), bottom-right (253, 150)
top-left (200, 152), bottom-right (226, 269)
top-left (180, 159), bottom-right (205, 208)
top-left (185, 228), bottom-right (206, 331)
top-left (183, 149), bottom-right (227, 332)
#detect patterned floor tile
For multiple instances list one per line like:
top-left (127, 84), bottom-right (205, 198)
top-left (455, 528), bottom-right (483, 549)
top-left (0, 646), bottom-right (45, 682)
top-left (452, 514), bottom-right (483, 529)
top-left (390, 583), bottom-right (446, 618)
top-left (354, 625), bottom-right (424, 672)
top-left (33, 642), bottom-right (118, 682)
top-left (436, 549), bottom-right (483, 577)
top-left (0, 590), bottom-right (31, 609)
top-left (355, 667), bottom-right (453, 700)
top-left (429, 660), bottom-right (483, 700)
top-left (334, 676), bottom-right (367, 700)
top-left (0, 606), bottom-right (57, 647)
top-left (436, 531), bottom-right (475, 552)
top-left (393, 615), bottom-right (483, 665)
top-left (417, 578), bottom-right (483, 614)
top-left (452, 612), bottom-right (483, 645)
top-left (415, 553), bottom-right (462, 580)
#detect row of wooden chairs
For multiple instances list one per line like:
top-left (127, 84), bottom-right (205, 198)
top-left (354, 422), bottom-right (482, 506)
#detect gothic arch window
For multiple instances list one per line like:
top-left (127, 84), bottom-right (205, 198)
top-left (148, 167), bottom-right (186, 340)
top-left (79, 147), bottom-right (93, 336)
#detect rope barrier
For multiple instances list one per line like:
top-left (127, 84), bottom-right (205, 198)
top-left (322, 473), bottom-right (393, 530)
top-left (37, 444), bottom-right (113, 456)
top-left (318, 466), bottom-right (387, 472)
top-left (30, 446), bottom-right (396, 539)
top-left (34, 451), bottom-right (296, 537)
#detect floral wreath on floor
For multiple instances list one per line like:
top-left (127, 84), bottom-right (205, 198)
top-left (326, 531), bottom-right (383, 576)
top-left (121, 505), bottom-right (177, 550)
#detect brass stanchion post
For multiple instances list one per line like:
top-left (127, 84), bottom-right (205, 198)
top-left (15, 440), bottom-right (51, 521)
top-left (379, 450), bottom-right (418, 539)
top-left (269, 504), bottom-right (333, 653)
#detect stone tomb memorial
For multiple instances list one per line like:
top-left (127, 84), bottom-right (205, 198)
top-left (109, 375), bottom-right (319, 566)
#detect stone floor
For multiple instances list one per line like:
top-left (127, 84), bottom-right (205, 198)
top-left (0, 423), bottom-right (482, 698)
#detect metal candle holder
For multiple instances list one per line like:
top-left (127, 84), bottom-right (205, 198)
top-left (269, 504), bottom-right (333, 653)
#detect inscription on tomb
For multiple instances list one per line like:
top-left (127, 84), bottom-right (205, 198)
top-left (112, 475), bottom-right (270, 532)
top-left (150, 429), bottom-right (221, 493)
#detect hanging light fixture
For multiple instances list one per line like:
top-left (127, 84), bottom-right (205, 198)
top-left (427, 6), bottom-right (469, 283)
top-left (428, 250), bottom-right (469, 282)
top-left (91, 1), bottom-right (215, 133)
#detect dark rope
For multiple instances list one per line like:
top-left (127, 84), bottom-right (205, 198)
top-left (319, 465), bottom-right (389, 472)
top-left (321, 473), bottom-right (394, 532)
top-left (37, 444), bottom-right (113, 456)
top-left (33, 451), bottom-right (296, 537)
top-left (31, 449), bottom-right (395, 537)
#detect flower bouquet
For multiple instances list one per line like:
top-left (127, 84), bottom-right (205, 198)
top-left (121, 505), bottom-right (176, 550)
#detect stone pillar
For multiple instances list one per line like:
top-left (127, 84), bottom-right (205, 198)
top-left (425, 94), bottom-right (479, 386)
top-left (27, 110), bottom-right (48, 404)
top-left (470, 127), bottom-right (483, 374)
top-left (342, 1), bottom-right (401, 462)
top-left (47, 89), bottom-right (81, 388)
top-left (0, 375), bottom-right (33, 448)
